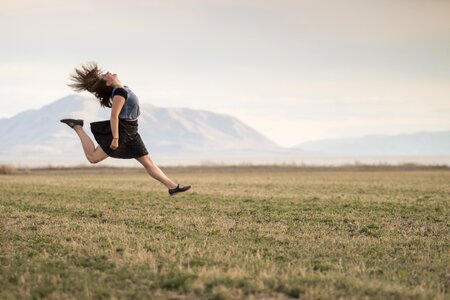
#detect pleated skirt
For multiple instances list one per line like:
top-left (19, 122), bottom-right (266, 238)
top-left (90, 119), bottom-right (149, 159)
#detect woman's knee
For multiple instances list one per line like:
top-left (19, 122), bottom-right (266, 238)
top-left (87, 152), bottom-right (105, 164)
top-left (137, 155), bottom-right (155, 169)
top-left (88, 147), bottom-right (107, 164)
top-left (87, 156), bottom-right (100, 164)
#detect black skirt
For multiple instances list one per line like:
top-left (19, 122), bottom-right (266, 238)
top-left (90, 119), bottom-right (149, 159)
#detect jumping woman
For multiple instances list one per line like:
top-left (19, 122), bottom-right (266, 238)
top-left (60, 62), bottom-right (191, 196)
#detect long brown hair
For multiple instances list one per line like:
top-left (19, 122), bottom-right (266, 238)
top-left (67, 62), bottom-right (113, 108)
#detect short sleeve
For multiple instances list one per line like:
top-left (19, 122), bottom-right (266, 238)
top-left (112, 87), bottom-right (128, 99)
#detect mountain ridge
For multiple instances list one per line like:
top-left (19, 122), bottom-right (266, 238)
top-left (1, 95), bottom-right (449, 166)
top-left (0, 94), bottom-right (286, 165)
top-left (294, 130), bottom-right (450, 155)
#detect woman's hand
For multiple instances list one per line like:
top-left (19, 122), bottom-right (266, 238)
top-left (110, 138), bottom-right (119, 150)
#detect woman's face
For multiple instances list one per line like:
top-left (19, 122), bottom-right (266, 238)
top-left (101, 71), bottom-right (119, 86)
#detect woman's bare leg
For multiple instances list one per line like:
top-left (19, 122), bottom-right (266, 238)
top-left (73, 125), bottom-right (109, 164)
top-left (135, 154), bottom-right (177, 189)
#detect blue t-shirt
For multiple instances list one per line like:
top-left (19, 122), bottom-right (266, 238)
top-left (111, 86), bottom-right (140, 121)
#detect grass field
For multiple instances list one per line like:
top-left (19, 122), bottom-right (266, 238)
top-left (0, 167), bottom-right (449, 299)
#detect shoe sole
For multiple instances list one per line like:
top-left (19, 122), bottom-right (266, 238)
top-left (169, 186), bottom-right (191, 196)
top-left (60, 119), bottom-right (83, 128)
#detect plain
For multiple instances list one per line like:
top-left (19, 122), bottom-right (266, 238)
top-left (0, 167), bottom-right (449, 299)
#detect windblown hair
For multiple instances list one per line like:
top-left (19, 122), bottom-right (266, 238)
top-left (67, 62), bottom-right (113, 108)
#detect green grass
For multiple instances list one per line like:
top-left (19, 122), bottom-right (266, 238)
top-left (0, 168), bottom-right (449, 299)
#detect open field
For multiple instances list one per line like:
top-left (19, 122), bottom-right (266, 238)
top-left (0, 167), bottom-right (449, 299)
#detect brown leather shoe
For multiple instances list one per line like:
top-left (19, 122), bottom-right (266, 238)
top-left (60, 119), bottom-right (84, 128)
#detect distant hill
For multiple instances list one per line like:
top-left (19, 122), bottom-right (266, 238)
top-left (294, 131), bottom-right (450, 155)
top-left (1, 94), bottom-right (449, 167)
top-left (0, 94), bottom-right (294, 166)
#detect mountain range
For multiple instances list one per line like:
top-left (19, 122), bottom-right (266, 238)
top-left (0, 94), bottom-right (449, 167)
top-left (294, 131), bottom-right (450, 155)
top-left (0, 94), bottom-right (298, 166)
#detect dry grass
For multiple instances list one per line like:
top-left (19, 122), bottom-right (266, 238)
top-left (0, 164), bottom-right (15, 175)
top-left (17, 162), bottom-right (450, 174)
top-left (0, 169), bottom-right (449, 299)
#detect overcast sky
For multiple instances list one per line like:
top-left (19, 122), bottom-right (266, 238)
top-left (1, 0), bottom-right (449, 147)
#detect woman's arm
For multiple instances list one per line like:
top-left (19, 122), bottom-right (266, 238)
top-left (110, 95), bottom-right (126, 139)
